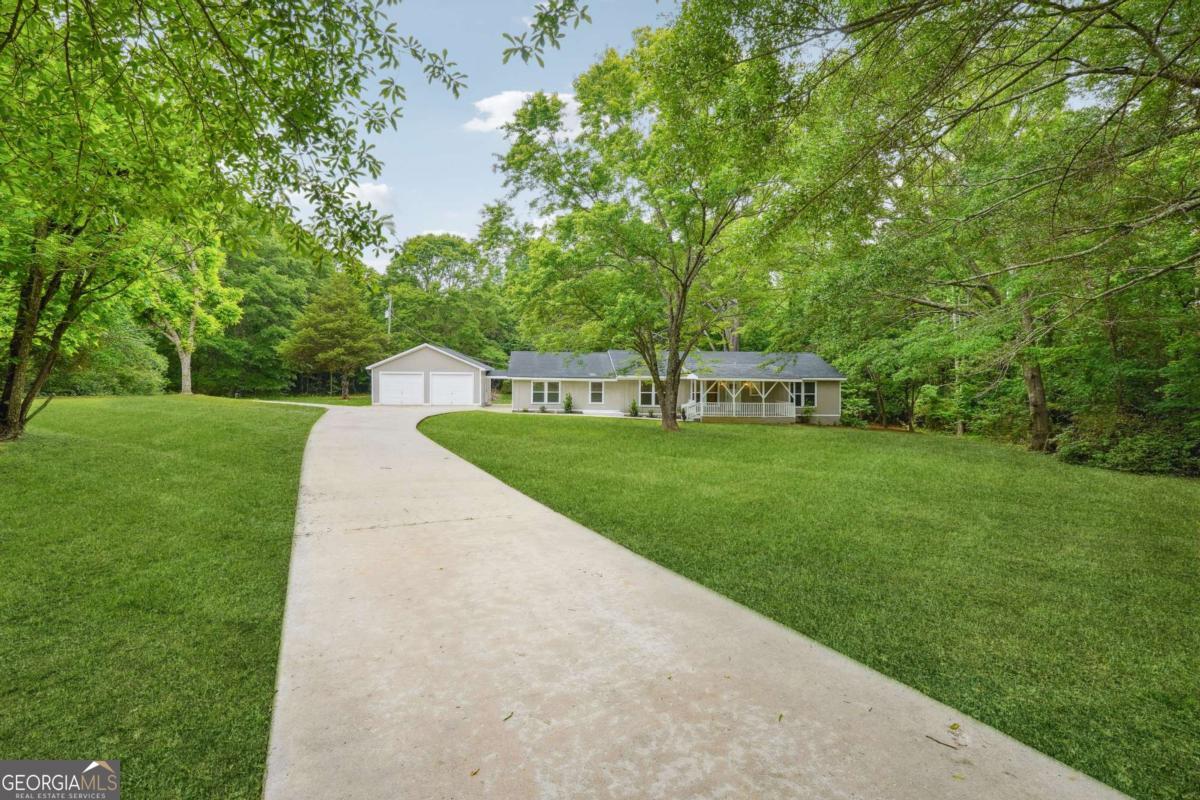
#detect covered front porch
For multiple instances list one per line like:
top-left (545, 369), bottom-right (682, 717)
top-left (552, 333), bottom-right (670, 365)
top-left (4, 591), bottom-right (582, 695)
top-left (682, 379), bottom-right (798, 422)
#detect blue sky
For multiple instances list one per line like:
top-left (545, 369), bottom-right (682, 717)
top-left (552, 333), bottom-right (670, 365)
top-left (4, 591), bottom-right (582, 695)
top-left (355, 0), bottom-right (674, 268)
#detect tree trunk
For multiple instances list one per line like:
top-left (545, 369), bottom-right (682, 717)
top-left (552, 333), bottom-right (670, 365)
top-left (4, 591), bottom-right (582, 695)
top-left (658, 375), bottom-right (679, 432)
top-left (340, 373), bottom-right (350, 400)
top-left (905, 383), bottom-right (917, 432)
top-left (177, 348), bottom-right (193, 395)
top-left (0, 268), bottom-right (45, 440)
top-left (1019, 303), bottom-right (1052, 451)
top-left (1, 222), bottom-right (63, 440)
top-left (1022, 360), bottom-right (1051, 451)
top-left (865, 368), bottom-right (887, 427)
top-left (1101, 293), bottom-right (1124, 413)
top-left (19, 273), bottom-right (90, 423)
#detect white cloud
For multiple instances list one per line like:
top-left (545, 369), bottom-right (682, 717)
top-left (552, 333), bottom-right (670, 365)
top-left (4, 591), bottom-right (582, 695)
top-left (347, 181), bottom-right (394, 212)
top-left (463, 90), bottom-right (532, 132)
top-left (463, 90), bottom-right (581, 137)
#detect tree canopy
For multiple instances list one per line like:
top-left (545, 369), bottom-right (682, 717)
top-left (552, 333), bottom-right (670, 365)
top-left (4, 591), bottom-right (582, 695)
top-left (500, 24), bottom-right (790, 429)
top-left (278, 271), bottom-right (387, 399)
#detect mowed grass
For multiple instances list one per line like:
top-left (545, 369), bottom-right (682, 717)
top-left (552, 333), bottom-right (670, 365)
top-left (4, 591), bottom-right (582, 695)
top-left (251, 393), bottom-right (370, 406)
top-left (420, 412), bottom-right (1200, 800)
top-left (0, 396), bottom-right (323, 799)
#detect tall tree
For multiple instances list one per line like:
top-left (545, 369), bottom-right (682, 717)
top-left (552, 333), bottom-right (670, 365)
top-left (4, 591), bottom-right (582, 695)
top-left (0, 0), bottom-right (463, 439)
top-left (192, 232), bottom-right (324, 396)
top-left (141, 231), bottom-right (242, 395)
top-left (500, 25), bottom-right (789, 430)
top-left (387, 234), bottom-right (482, 293)
top-left (278, 271), bottom-right (387, 399)
top-left (677, 0), bottom-right (1200, 449)
top-left (380, 233), bottom-right (515, 365)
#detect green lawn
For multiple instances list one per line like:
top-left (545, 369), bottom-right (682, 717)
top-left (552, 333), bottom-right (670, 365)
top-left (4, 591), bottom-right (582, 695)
top-left (419, 412), bottom-right (1200, 800)
top-left (250, 393), bottom-right (370, 406)
top-left (0, 396), bottom-right (323, 799)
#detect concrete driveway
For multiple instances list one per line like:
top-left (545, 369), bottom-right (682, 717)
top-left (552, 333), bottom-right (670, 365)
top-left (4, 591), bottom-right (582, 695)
top-left (263, 406), bottom-right (1123, 800)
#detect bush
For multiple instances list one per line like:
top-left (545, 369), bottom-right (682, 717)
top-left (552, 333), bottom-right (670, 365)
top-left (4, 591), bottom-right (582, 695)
top-left (1100, 431), bottom-right (1199, 476)
top-left (629, 399), bottom-right (639, 417)
top-left (1056, 418), bottom-right (1200, 476)
top-left (563, 392), bottom-right (574, 413)
top-left (839, 395), bottom-right (871, 427)
top-left (45, 322), bottom-right (167, 396)
top-left (539, 405), bottom-right (547, 414)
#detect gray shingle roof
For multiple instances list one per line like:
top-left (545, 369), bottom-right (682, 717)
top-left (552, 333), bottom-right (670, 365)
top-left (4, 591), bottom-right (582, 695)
top-left (499, 350), bottom-right (843, 381)
top-left (503, 351), bottom-right (620, 379)
top-left (681, 351), bottom-right (844, 380)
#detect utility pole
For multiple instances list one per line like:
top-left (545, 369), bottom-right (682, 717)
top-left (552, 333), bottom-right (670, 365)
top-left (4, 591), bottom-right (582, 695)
top-left (385, 293), bottom-right (393, 336)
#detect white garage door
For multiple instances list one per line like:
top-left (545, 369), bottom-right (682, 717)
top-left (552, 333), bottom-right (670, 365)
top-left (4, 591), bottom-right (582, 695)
top-left (378, 373), bottom-right (423, 405)
top-left (430, 373), bottom-right (475, 405)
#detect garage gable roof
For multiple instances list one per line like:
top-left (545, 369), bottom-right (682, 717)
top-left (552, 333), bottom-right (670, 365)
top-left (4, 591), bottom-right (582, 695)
top-left (366, 343), bottom-right (494, 372)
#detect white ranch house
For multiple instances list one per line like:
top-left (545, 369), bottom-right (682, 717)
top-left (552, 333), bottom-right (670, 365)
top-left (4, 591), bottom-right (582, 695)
top-left (370, 344), bottom-right (844, 424)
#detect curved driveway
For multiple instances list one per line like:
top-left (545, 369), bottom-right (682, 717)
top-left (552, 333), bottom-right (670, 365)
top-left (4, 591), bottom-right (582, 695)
top-left (263, 406), bottom-right (1123, 800)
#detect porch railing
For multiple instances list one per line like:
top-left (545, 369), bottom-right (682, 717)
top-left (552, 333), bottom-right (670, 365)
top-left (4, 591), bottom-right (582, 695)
top-left (686, 401), bottom-right (796, 419)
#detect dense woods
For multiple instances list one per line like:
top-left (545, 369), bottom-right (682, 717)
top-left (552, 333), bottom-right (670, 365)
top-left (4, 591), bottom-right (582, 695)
top-left (2, 0), bottom-right (1196, 473)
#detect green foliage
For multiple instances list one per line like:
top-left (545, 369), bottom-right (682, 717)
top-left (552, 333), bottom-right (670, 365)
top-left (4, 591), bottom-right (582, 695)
top-left (380, 232), bottom-right (518, 366)
top-left (628, 399), bottom-right (639, 418)
top-left (194, 233), bottom-right (323, 395)
top-left (138, 226), bottom-right (243, 391)
top-left (1057, 419), bottom-right (1200, 477)
top-left (563, 392), bottom-right (574, 413)
top-left (502, 0), bottom-right (592, 66)
top-left (44, 319), bottom-right (167, 396)
top-left (387, 234), bottom-right (481, 291)
top-left (661, 0), bottom-right (1200, 465)
top-left (838, 393), bottom-right (870, 428)
top-left (278, 271), bottom-right (388, 391)
top-left (0, 0), bottom-right (472, 435)
top-left (500, 25), bottom-right (790, 428)
top-left (0, 1), bottom-right (469, 251)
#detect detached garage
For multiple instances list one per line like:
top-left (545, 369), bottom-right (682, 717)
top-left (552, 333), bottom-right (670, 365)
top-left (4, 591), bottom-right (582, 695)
top-left (369, 343), bottom-right (494, 407)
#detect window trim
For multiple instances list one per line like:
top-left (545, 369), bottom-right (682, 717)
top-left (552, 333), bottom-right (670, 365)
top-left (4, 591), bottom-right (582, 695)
top-left (791, 380), bottom-right (817, 407)
top-left (589, 381), bottom-right (605, 404)
top-left (532, 380), bottom-right (562, 405)
top-left (639, 380), bottom-right (656, 407)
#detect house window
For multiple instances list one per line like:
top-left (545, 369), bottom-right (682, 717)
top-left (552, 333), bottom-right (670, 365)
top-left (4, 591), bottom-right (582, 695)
top-left (689, 382), bottom-right (700, 403)
top-left (790, 381), bottom-right (816, 407)
top-left (589, 381), bottom-right (604, 404)
top-left (639, 380), bottom-right (656, 406)
top-left (532, 381), bottom-right (561, 404)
